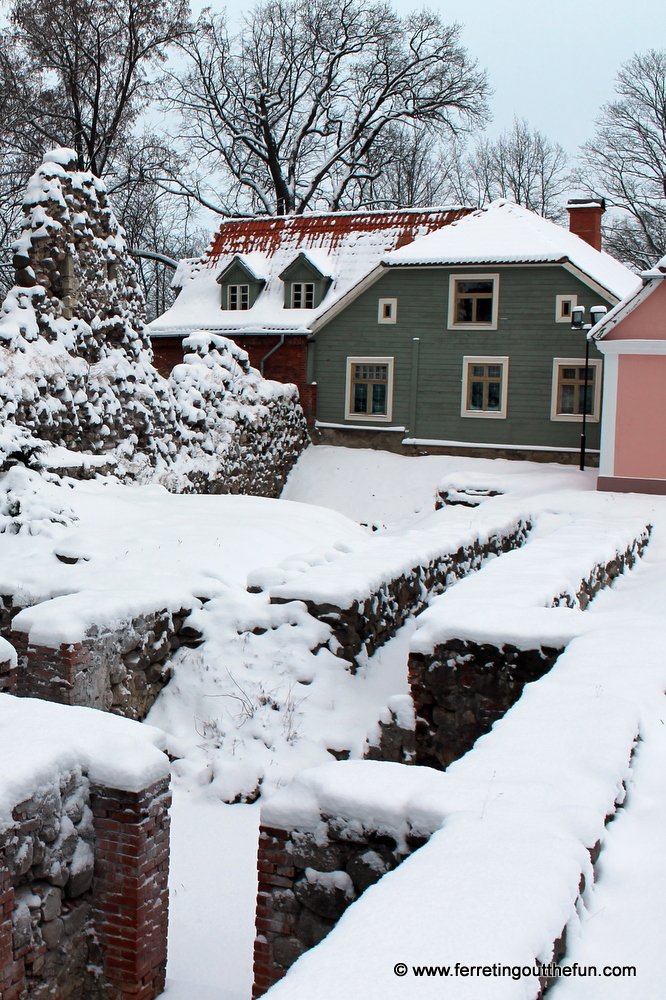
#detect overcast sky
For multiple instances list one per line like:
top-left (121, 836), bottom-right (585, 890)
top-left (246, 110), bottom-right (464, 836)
top-left (215, 0), bottom-right (666, 157)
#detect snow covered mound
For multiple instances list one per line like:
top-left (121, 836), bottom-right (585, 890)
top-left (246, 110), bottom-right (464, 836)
top-left (0, 148), bottom-right (307, 495)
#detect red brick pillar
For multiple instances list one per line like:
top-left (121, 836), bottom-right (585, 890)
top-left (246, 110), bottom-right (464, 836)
top-left (0, 854), bottom-right (25, 1000)
top-left (92, 777), bottom-right (171, 1000)
top-left (253, 825), bottom-right (299, 999)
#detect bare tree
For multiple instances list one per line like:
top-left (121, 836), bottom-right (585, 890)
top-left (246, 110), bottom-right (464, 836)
top-left (343, 125), bottom-right (456, 208)
top-left (165, 0), bottom-right (489, 216)
top-left (7, 0), bottom-right (192, 176)
top-left (443, 118), bottom-right (569, 219)
top-left (578, 50), bottom-right (666, 270)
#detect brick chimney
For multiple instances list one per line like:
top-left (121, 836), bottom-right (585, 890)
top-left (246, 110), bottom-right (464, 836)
top-left (567, 198), bottom-right (605, 252)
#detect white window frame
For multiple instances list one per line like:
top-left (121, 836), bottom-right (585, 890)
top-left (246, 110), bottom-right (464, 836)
top-left (555, 294), bottom-right (577, 323)
top-left (550, 357), bottom-right (602, 422)
top-left (345, 356), bottom-right (394, 422)
top-left (291, 282), bottom-right (316, 309)
top-left (378, 298), bottom-right (397, 324)
top-left (227, 284), bottom-right (249, 310)
top-left (448, 273), bottom-right (500, 330)
top-left (461, 356), bottom-right (509, 419)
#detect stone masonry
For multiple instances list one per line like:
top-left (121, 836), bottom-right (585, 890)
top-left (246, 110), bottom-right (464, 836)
top-left (409, 529), bottom-right (651, 770)
top-left (253, 821), bottom-right (428, 997)
top-left (266, 517), bottom-right (533, 671)
top-left (0, 769), bottom-right (170, 1000)
top-left (1, 603), bottom-right (203, 721)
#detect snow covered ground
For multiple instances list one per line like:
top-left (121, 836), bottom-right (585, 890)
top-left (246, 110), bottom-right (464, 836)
top-left (2, 445), bottom-right (664, 999)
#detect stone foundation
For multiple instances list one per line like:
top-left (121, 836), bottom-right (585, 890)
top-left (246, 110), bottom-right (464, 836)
top-left (253, 821), bottom-right (426, 997)
top-left (269, 518), bottom-right (532, 670)
top-left (0, 771), bottom-right (170, 1000)
top-left (408, 531), bottom-right (651, 770)
top-left (4, 605), bottom-right (202, 721)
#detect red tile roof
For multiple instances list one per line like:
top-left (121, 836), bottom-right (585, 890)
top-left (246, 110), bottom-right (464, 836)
top-left (207, 206), bottom-right (472, 259)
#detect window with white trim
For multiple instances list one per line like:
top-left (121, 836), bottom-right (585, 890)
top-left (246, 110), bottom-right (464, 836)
top-left (448, 274), bottom-right (499, 329)
top-left (291, 282), bottom-right (315, 309)
top-left (551, 358), bottom-right (602, 421)
top-left (227, 284), bottom-right (249, 310)
top-left (555, 294), bottom-right (577, 323)
top-left (378, 298), bottom-right (397, 323)
top-left (345, 357), bottom-right (394, 421)
top-left (461, 356), bottom-right (509, 419)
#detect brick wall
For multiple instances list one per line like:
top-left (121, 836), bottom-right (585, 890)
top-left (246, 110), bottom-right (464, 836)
top-left (0, 773), bottom-right (171, 1000)
top-left (92, 777), bottom-right (171, 1000)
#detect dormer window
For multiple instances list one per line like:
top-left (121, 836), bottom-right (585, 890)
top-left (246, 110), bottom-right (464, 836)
top-left (280, 253), bottom-right (331, 310)
top-left (217, 257), bottom-right (265, 311)
top-left (292, 283), bottom-right (315, 309)
top-left (228, 284), bottom-right (249, 310)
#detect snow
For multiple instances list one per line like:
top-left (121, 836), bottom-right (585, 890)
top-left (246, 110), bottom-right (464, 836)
top-left (0, 468), bottom-right (370, 645)
top-left (385, 200), bottom-right (639, 301)
top-left (0, 694), bottom-right (169, 827)
top-left (3, 445), bottom-right (666, 998)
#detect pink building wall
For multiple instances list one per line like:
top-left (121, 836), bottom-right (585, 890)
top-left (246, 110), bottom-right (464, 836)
top-left (614, 354), bottom-right (666, 479)
top-left (603, 279), bottom-right (666, 340)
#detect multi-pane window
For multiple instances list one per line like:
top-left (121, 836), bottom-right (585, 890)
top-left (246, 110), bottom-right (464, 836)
top-left (467, 363), bottom-right (503, 412)
top-left (352, 363), bottom-right (388, 415)
top-left (461, 356), bottom-right (509, 418)
top-left (455, 280), bottom-right (493, 323)
top-left (448, 274), bottom-right (499, 329)
top-left (550, 358), bottom-right (602, 422)
top-left (228, 284), bottom-right (249, 310)
top-left (556, 365), bottom-right (595, 415)
top-left (345, 357), bottom-right (393, 421)
top-left (292, 282), bottom-right (315, 309)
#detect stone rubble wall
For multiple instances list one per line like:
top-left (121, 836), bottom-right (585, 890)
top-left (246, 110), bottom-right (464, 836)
top-left (2, 602), bottom-right (203, 721)
top-left (409, 530), bottom-right (651, 770)
top-left (0, 769), bottom-right (170, 1000)
top-left (0, 150), bottom-right (309, 498)
top-left (253, 821), bottom-right (429, 997)
top-left (268, 517), bottom-right (532, 672)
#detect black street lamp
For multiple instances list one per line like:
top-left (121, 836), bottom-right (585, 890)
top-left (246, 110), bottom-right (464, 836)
top-left (571, 304), bottom-right (607, 471)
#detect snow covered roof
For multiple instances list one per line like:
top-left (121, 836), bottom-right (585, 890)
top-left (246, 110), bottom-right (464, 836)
top-left (590, 253), bottom-right (666, 340)
top-left (383, 200), bottom-right (639, 302)
top-left (148, 206), bottom-right (470, 337)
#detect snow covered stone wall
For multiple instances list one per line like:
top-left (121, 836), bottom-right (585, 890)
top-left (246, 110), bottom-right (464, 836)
top-left (255, 512), bottom-right (533, 670)
top-left (253, 762), bottom-right (443, 996)
top-left (0, 148), bottom-right (308, 497)
top-left (0, 695), bottom-right (171, 1000)
top-left (9, 606), bottom-right (203, 720)
top-left (407, 515), bottom-right (651, 769)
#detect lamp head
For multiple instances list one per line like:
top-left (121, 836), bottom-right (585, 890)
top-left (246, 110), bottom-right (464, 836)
top-left (590, 305), bottom-right (608, 325)
top-left (571, 305), bottom-right (586, 329)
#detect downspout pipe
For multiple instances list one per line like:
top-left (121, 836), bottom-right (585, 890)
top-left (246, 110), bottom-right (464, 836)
top-left (260, 334), bottom-right (285, 375)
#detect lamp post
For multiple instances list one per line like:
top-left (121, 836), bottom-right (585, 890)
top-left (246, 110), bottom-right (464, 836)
top-left (571, 305), bottom-right (607, 471)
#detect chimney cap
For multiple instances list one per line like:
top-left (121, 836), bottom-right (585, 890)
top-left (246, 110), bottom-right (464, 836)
top-left (567, 198), bottom-right (606, 212)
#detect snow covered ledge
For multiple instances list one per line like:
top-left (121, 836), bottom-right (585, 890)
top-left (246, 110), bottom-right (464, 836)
top-left (0, 694), bottom-right (171, 1000)
top-left (253, 627), bottom-right (661, 999)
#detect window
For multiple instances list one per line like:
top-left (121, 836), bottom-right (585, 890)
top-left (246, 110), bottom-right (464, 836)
top-left (461, 356), bottom-right (509, 419)
top-left (378, 298), bottom-right (397, 324)
top-left (345, 356), bottom-right (394, 422)
top-left (227, 284), bottom-right (249, 310)
top-left (551, 358), bottom-right (602, 422)
top-left (448, 274), bottom-right (499, 329)
top-left (555, 294), bottom-right (577, 323)
top-left (292, 282), bottom-right (315, 309)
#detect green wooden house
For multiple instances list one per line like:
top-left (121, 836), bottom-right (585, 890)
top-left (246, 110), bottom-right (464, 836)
top-left (309, 200), bottom-right (639, 463)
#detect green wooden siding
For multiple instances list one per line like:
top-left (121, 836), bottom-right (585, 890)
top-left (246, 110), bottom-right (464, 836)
top-left (311, 264), bottom-right (610, 449)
